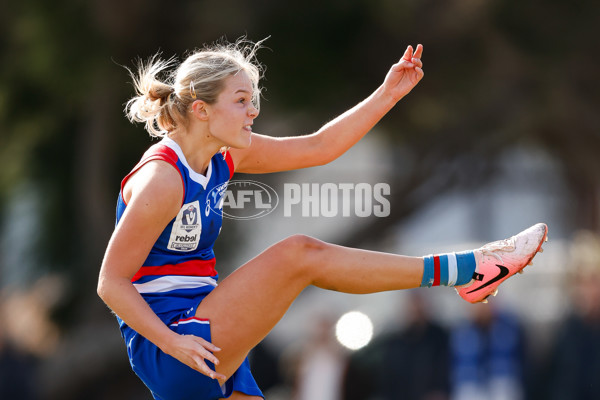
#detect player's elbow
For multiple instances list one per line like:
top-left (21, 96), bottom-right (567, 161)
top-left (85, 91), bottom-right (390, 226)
top-left (97, 275), bottom-right (108, 302)
top-left (308, 136), bottom-right (338, 167)
top-left (96, 272), bottom-right (118, 304)
top-left (310, 152), bottom-right (333, 167)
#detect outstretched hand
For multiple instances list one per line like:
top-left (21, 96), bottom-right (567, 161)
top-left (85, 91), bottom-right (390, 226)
top-left (382, 44), bottom-right (424, 102)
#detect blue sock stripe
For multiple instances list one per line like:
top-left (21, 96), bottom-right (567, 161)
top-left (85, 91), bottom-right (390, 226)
top-left (455, 251), bottom-right (476, 286)
top-left (422, 251), bottom-right (476, 288)
top-left (421, 255), bottom-right (434, 287)
top-left (438, 254), bottom-right (449, 286)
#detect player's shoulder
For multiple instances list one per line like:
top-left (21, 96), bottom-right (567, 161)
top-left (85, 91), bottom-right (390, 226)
top-left (137, 158), bottom-right (181, 183)
top-left (143, 140), bottom-right (180, 163)
top-left (125, 159), bottom-right (183, 207)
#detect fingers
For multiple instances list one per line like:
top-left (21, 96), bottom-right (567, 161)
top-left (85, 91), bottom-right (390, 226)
top-left (192, 355), bottom-right (227, 380)
top-left (396, 44), bottom-right (423, 70)
top-left (413, 43), bottom-right (423, 59)
top-left (194, 336), bottom-right (221, 353)
top-left (189, 336), bottom-right (221, 365)
top-left (178, 335), bottom-right (225, 380)
top-left (411, 57), bottom-right (423, 69)
top-left (401, 44), bottom-right (423, 62)
top-left (407, 44), bottom-right (423, 68)
top-left (415, 66), bottom-right (424, 81)
top-left (401, 45), bottom-right (413, 62)
top-left (200, 345), bottom-right (221, 366)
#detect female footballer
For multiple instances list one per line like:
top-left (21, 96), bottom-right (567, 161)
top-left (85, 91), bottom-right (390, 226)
top-left (97, 39), bottom-right (547, 399)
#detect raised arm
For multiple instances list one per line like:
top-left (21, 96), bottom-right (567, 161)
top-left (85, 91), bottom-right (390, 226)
top-left (230, 44), bottom-right (424, 174)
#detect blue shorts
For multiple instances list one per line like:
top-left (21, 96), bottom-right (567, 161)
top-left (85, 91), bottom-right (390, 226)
top-left (121, 297), bottom-right (264, 400)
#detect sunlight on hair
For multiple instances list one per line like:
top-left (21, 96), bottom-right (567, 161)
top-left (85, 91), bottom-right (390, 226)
top-left (335, 311), bottom-right (373, 350)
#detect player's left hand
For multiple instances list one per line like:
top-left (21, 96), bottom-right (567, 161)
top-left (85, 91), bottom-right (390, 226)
top-left (382, 44), bottom-right (424, 102)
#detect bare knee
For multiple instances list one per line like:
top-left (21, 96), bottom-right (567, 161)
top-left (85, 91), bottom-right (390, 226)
top-left (280, 233), bottom-right (327, 255)
top-left (274, 234), bottom-right (328, 275)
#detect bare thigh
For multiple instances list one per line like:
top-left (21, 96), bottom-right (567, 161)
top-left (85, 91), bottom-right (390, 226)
top-left (196, 234), bottom-right (422, 379)
top-left (196, 235), bottom-right (314, 379)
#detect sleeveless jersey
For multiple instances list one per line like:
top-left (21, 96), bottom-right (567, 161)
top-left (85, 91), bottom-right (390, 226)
top-left (115, 137), bottom-right (234, 328)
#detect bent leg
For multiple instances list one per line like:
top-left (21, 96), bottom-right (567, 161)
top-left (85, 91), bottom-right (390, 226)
top-left (196, 234), bottom-right (423, 380)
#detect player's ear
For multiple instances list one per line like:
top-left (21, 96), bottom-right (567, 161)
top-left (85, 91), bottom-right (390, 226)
top-left (191, 100), bottom-right (209, 120)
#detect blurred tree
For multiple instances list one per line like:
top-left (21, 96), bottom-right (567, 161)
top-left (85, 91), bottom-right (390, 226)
top-left (341, 0), bottom-right (600, 245)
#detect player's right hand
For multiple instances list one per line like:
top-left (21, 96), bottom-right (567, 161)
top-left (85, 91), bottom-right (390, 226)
top-left (163, 334), bottom-right (227, 380)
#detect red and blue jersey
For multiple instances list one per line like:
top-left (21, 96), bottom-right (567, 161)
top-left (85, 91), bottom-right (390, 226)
top-left (115, 137), bottom-right (234, 327)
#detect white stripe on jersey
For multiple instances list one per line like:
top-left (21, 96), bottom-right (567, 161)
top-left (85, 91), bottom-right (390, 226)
top-left (133, 275), bottom-right (217, 294)
top-left (447, 252), bottom-right (458, 286)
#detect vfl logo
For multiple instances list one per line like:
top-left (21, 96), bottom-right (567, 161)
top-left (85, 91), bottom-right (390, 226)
top-left (182, 205), bottom-right (198, 231)
top-left (466, 264), bottom-right (509, 294)
top-left (168, 201), bottom-right (202, 252)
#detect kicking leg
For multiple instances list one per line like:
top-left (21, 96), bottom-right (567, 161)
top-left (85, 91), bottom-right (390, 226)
top-left (197, 234), bottom-right (425, 380)
top-left (198, 223), bottom-right (548, 381)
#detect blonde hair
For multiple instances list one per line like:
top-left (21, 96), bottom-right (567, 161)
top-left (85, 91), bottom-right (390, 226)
top-left (125, 38), bottom-right (265, 137)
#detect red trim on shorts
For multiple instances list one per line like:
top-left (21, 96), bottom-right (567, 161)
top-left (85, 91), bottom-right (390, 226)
top-left (170, 317), bottom-right (210, 326)
top-left (178, 317), bottom-right (210, 323)
top-left (131, 258), bottom-right (217, 282)
top-left (433, 255), bottom-right (441, 287)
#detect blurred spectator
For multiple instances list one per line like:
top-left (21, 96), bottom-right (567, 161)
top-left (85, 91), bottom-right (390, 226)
top-left (294, 314), bottom-right (347, 400)
top-left (450, 302), bottom-right (526, 400)
top-left (542, 231), bottom-right (600, 400)
top-left (0, 293), bottom-right (40, 400)
top-left (344, 292), bottom-right (450, 400)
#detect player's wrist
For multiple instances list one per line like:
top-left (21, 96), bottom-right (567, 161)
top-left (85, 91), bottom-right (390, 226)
top-left (372, 84), bottom-right (400, 111)
top-left (156, 329), bottom-right (180, 356)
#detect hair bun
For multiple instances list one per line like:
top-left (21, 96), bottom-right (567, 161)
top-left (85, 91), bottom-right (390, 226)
top-left (148, 82), bottom-right (174, 102)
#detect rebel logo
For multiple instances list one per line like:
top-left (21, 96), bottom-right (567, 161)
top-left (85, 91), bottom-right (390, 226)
top-left (175, 234), bottom-right (197, 242)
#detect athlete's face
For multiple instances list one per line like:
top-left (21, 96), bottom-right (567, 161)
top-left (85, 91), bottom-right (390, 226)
top-left (206, 71), bottom-right (258, 149)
